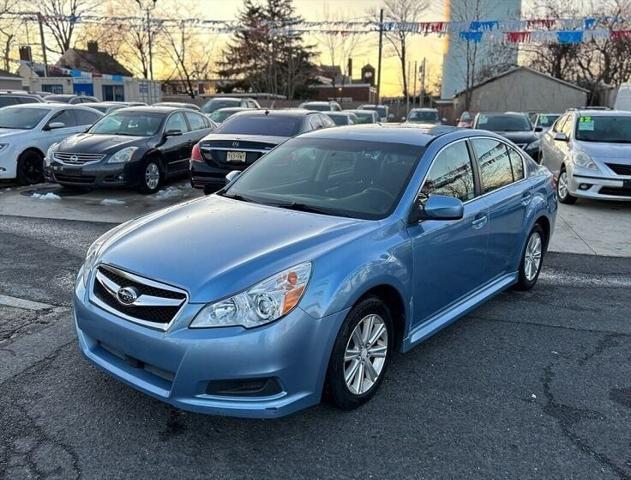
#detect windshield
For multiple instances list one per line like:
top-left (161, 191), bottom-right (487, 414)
top-left (210, 109), bottom-right (239, 123)
top-left (575, 115), bottom-right (631, 143)
top-left (0, 107), bottom-right (50, 129)
top-left (88, 111), bottom-right (164, 136)
top-left (223, 138), bottom-right (424, 220)
top-left (352, 111), bottom-right (375, 124)
top-left (215, 115), bottom-right (301, 136)
top-left (408, 110), bottom-right (439, 123)
top-left (477, 114), bottom-right (531, 132)
top-left (201, 99), bottom-right (240, 113)
top-left (536, 114), bottom-right (559, 127)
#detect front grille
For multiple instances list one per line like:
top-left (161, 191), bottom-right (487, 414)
top-left (606, 163), bottom-right (631, 176)
top-left (599, 186), bottom-right (631, 197)
top-left (53, 173), bottom-right (96, 184)
top-left (91, 265), bottom-right (187, 329)
top-left (53, 152), bottom-right (106, 165)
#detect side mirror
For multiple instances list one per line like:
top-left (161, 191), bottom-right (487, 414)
top-left (45, 121), bottom-right (65, 130)
top-left (441, 117), bottom-right (448, 123)
top-left (225, 170), bottom-right (241, 185)
top-left (164, 129), bottom-right (182, 137)
top-left (410, 195), bottom-right (464, 223)
top-left (554, 132), bottom-right (568, 142)
top-left (534, 126), bottom-right (544, 132)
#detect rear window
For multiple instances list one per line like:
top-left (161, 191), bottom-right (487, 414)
top-left (201, 99), bottom-right (240, 113)
top-left (408, 110), bottom-right (439, 122)
top-left (477, 115), bottom-right (531, 132)
top-left (216, 115), bottom-right (301, 136)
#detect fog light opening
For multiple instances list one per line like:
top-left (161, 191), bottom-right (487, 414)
top-left (579, 183), bottom-right (592, 191)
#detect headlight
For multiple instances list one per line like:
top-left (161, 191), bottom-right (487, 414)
top-left (107, 147), bottom-right (138, 164)
top-left (190, 262), bottom-right (312, 329)
top-left (81, 220), bottom-right (133, 287)
top-left (45, 143), bottom-right (59, 166)
top-left (572, 151), bottom-right (599, 171)
top-left (0, 143), bottom-right (8, 152)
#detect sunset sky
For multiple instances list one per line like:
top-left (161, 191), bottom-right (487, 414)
top-left (188, 0), bottom-right (449, 96)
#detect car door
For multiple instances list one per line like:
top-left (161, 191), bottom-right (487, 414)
top-left (470, 138), bottom-right (529, 279)
top-left (44, 108), bottom-right (80, 146)
top-left (542, 114), bottom-right (569, 176)
top-left (183, 112), bottom-right (212, 171)
top-left (407, 139), bottom-right (489, 327)
top-left (161, 112), bottom-right (190, 173)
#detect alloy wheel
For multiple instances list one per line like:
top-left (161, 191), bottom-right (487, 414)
top-left (145, 162), bottom-right (160, 190)
top-left (558, 171), bottom-right (569, 200)
top-left (524, 232), bottom-right (543, 281)
top-left (344, 314), bottom-right (388, 395)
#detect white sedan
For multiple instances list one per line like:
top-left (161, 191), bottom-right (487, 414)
top-left (0, 104), bottom-right (103, 185)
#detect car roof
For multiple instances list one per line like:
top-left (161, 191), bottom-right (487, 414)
top-left (205, 97), bottom-right (242, 101)
top-left (301, 101), bottom-right (335, 105)
top-left (344, 109), bottom-right (376, 114)
top-left (410, 108), bottom-right (438, 112)
top-left (1, 103), bottom-right (97, 111)
top-left (570, 109), bottom-right (631, 116)
top-left (232, 109), bottom-right (319, 118)
top-left (115, 106), bottom-right (190, 114)
top-left (301, 123), bottom-right (461, 146)
top-left (215, 107), bottom-right (252, 112)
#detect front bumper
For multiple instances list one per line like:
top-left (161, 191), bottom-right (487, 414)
top-left (0, 145), bottom-right (17, 179)
top-left (47, 160), bottom-right (143, 188)
top-left (566, 167), bottom-right (631, 201)
top-left (73, 275), bottom-right (347, 418)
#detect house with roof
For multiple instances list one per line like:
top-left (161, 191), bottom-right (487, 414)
top-left (0, 69), bottom-right (23, 90)
top-left (18, 42), bottom-right (161, 103)
top-left (452, 66), bottom-right (588, 117)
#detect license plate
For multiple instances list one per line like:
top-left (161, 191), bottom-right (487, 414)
top-left (226, 151), bottom-right (247, 162)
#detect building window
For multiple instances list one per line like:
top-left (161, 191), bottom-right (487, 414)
top-left (102, 84), bottom-right (124, 101)
top-left (41, 84), bottom-right (64, 94)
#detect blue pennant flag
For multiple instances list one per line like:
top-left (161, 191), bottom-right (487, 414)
top-left (460, 31), bottom-right (483, 42)
top-left (469, 20), bottom-right (498, 31)
top-left (557, 31), bottom-right (583, 44)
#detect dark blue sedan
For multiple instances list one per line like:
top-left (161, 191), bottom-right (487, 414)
top-left (74, 124), bottom-right (557, 417)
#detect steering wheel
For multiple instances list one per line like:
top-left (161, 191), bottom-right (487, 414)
top-left (364, 186), bottom-right (396, 204)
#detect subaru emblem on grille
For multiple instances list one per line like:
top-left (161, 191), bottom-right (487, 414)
top-left (116, 286), bottom-right (139, 305)
top-left (232, 141), bottom-right (239, 147)
top-left (69, 154), bottom-right (79, 163)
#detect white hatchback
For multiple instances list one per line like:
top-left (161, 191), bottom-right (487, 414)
top-left (0, 104), bottom-right (103, 185)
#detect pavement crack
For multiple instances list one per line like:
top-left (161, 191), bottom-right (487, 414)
top-left (540, 363), bottom-right (630, 479)
top-left (578, 333), bottom-right (624, 367)
top-left (471, 315), bottom-right (631, 337)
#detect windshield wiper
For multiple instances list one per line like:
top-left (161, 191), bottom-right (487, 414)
top-left (219, 192), bottom-right (264, 204)
top-left (270, 201), bottom-right (336, 215)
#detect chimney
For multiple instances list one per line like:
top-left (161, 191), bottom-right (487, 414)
top-left (87, 41), bottom-right (98, 54)
top-left (19, 46), bottom-right (33, 62)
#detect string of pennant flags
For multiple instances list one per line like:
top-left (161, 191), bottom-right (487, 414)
top-left (3, 11), bottom-right (631, 44)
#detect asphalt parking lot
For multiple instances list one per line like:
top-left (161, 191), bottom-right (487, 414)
top-left (1, 184), bottom-right (630, 479)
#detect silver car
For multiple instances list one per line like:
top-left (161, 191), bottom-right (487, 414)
top-left (540, 110), bottom-right (631, 203)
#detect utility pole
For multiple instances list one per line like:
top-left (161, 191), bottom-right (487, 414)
top-left (37, 13), bottom-right (48, 77)
top-left (376, 8), bottom-right (383, 105)
top-left (135, 0), bottom-right (158, 81)
top-left (406, 60), bottom-right (411, 116)
top-left (412, 61), bottom-right (417, 109)
top-left (420, 57), bottom-right (426, 108)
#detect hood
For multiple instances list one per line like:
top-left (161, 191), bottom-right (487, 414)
top-left (98, 195), bottom-right (376, 302)
top-left (493, 130), bottom-right (538, 144)
top-left (576, 140), bottom-right (631, 162)
top-left (0, 128), bottom-right (27, 138)
top-left (58, 133), bottom-right (147, 154)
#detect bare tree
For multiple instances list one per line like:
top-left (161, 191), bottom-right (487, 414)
top-left (35, 0), bottom-right (95, 54)
top-left (375, 0), bottom-right (428, 97)
top-left (0, 0), bottom-right (22, 71)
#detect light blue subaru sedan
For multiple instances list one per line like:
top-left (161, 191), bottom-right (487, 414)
top-left (74, 125), bottom-right (557, 418)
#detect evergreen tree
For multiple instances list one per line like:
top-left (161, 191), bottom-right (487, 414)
top-left (217, 0), bottom-right (317, 99)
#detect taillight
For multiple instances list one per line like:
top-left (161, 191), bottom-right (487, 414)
top-left (191, 143), bottom-right (203, 163)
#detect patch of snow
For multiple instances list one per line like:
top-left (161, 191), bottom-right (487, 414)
top-left (153, 186), bottom-right (184, 200)
top-left (31, 192), bottom-right (61, 201)
top-left (100, 198), bottom-right (127, 206)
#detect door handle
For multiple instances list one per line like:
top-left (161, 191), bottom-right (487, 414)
top-left (471, 215), bottom-right (488, 229)
top-left (521, 192), bottom-right (532, 205)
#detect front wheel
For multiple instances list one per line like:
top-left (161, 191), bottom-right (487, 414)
top-left (16, 151), bottom-right (45, 185)
top-left (515, 224), bottom-right (545, 291)
top-left (557, 168), bottom-right (577, 205)
top-left (326, 296), bottom-right (393, 410)
top-left (138, 159), bottom-right (162, 194)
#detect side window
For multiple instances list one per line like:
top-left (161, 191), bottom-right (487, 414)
top-left (49, 109), bottom-right (77, 128)
top-left (74, 109), bottom-right (101, 126)
top-left (506, 144), bottom-right (525, 181)
top-left (320, 114), bottom-right (335, 128)
top-left (165, 112), bottom-right (189, 133)
top-left (472, 138), bottom-right (515, 194)
top-left (185, 112), bottom-right (207, 131)
top-left (421, 141), bottom-right (475, 202)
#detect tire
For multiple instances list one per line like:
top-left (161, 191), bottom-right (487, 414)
top-left (557, 167), bottom-right (577, 205)
top-left (16, 150), bottom-right (45, 185)
top-left (138, 158), bottom-right (162, 194)
top-left (515, 224), bottom-right (545, 291)
top-left (326, 296), bottom-right (393, 411)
